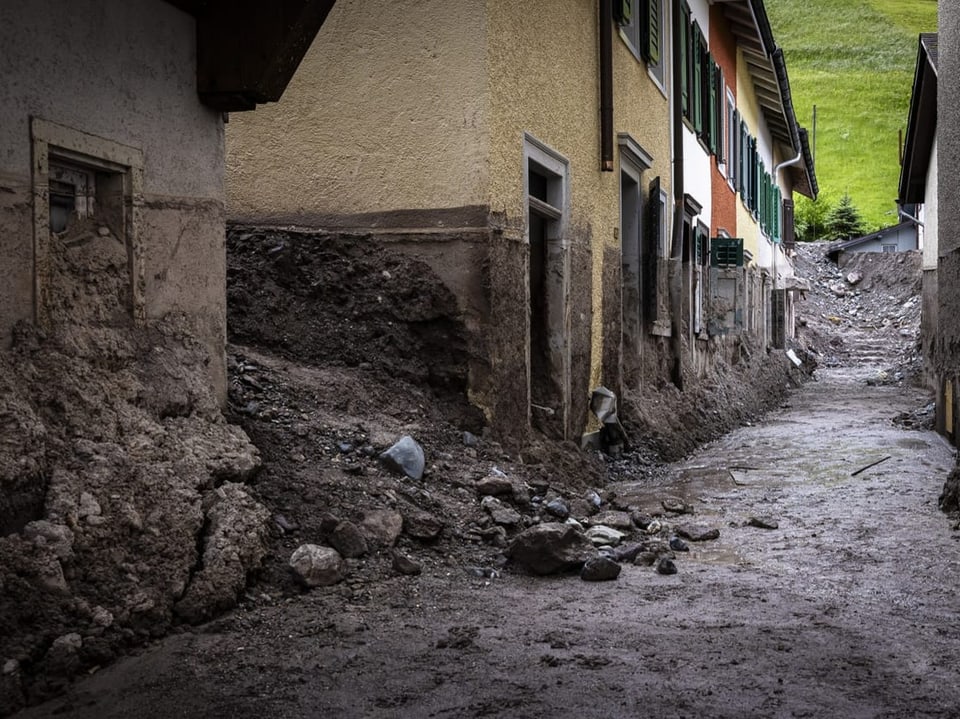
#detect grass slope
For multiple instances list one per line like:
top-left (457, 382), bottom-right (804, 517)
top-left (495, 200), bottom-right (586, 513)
top-left (765, 0), bottom-right (937, 231)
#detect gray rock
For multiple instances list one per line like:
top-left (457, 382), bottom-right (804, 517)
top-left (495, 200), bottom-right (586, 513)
top-left (463, 431), bottom-right (479, 447)
top-left (480, 496), bottom-right (522, 526)
top-left (675, 524), bottom-right (721, 542)
top-left (379, 435), bottom-right (425, 480)
top-left (846, 270), bottom-right (864, 285)
top-left (656, 557), bottom-right (678, 575)
top-left (603, 542), bottom-right (644, 563)
top-left (669, 536), bottom-right (689, 552)
top-left (391, 551), bottom-right (422, 576)
top-left (476, 474), bottom-right (513, 497)
top-left (661, 497), bottom-right (694, 514)
top-left (360, 509), bottom-right (404, 547)
top-left (545, 498), bottom-right (570, 520)
top-left (506, 523), bottom-right (597, 575)
top-left (580, 556), bottom-right (622, 581)
top-left (402, 506), bottom-right (444, 540)
top-left (289, 544), bottom-right (345, 587)
top-left (585, 525), bottom-right (625, 547)
top-left (329, 520), bottom-right (368, 558)
top-left (585, 510), bottom-right (634, 530)
top-left (747, 516), bottom-right (780, 530)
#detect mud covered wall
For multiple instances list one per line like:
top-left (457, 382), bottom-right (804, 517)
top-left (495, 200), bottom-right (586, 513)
top-left (0, 0), bottom-right (228, 398)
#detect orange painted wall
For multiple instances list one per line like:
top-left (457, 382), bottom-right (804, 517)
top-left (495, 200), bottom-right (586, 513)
top-left (709, 4), bottom-right (738, 238)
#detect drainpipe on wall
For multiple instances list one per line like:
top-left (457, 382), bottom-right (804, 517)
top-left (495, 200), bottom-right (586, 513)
top-left (599, 0), bottom-right (614, 172)
top-left (669, 0), bottom-right (686, 389)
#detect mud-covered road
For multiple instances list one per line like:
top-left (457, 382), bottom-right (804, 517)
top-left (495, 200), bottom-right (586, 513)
top-left (15, 362), bottom-right (959, 719)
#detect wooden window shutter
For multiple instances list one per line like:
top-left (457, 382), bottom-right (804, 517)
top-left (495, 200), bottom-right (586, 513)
top-left (642, 0), bottom-right (660, 63)
top-left (708, 61), bottom-right (718, 155)
top-left (615, 0), bottom-right (633, 24)
top-left (692, 23), bottom-right (703, 134)
top-left (711, 237), bottom-right (744, 267)
top-left (782, 197), bottom-right (795, 245)
top-left (680, 4), bottom-right (690, 119)
top-left (714, 67), bottom-right (724, 163)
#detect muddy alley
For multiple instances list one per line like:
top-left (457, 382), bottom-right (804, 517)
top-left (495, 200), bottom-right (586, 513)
top-left (13, 352), bottom-right (959, 718)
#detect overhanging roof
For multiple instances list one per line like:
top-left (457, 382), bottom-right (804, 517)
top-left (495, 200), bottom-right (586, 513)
top-left (163, 0), bottom-right (336, 112)
top-left (898, 33), bottom-right (938, 204)
top-left (713, 0), bottom-right (818, 198)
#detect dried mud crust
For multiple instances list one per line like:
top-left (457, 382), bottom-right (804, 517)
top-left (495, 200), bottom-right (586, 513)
top-left (0, 223), bottom-right (267, 715)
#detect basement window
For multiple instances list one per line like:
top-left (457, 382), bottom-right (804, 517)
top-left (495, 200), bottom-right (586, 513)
top-left (31, 118), bottom-right (145, 328)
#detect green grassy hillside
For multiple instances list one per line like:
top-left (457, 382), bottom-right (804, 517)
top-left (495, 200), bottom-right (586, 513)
top-left (765, 0), bottom-right (937, 232)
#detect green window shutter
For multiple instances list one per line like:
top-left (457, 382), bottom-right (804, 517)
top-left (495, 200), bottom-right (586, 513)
top-left (615, 0), bottom-right (633, 24)
top-left (642, 0), bottom-right (660, 63)
top-left (708, 60), bottom-right (718, 155)
top-left (739, 121), bottom-right (747, 197)
top-left (680, 4), bottom-right (690, 119)
top-left (711, 237), bottom-right (744, 268)
top-left (692, 23), bottom-right (703, 135)
top-left (714, 66), bottom-right (724, 163)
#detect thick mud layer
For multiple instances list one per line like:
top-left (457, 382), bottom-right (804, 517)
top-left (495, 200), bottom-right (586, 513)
top-left (13, 366), bottom-right (958, 718)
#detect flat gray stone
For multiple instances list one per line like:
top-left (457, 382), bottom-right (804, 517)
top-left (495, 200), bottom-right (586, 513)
top-left (289, 544), bottom-right (345, 587)
top-left (580, 556), bottom-right (622, 582)
top-left (506, 523), bottom-right (597, 575)
top-left (379, 435), bottom-right (425, 480)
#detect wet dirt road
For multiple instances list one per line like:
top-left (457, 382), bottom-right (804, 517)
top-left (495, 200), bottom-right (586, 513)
top-left (16, 367), bottom-right (960, 719)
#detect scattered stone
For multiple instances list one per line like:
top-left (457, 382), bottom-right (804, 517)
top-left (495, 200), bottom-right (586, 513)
top-left (379, 435), bottom-right (425, 480)
top-left (506, 523), bottom-right (597, 575)
top-left (465, 566), bottom-right (500, 579)
top-left (656, 557), bottom-right (678, 575)
top-left (747, 516), bottom-right (780, 530)
top-left (585, 525), bottom-right (625, 547)
top-left (580, 556), bottom-right (622, 581)
top-left (329, 520), bottom-right (368, 558)
top-left (585, 510), bottom-right (634, 530)
top-left (585, 490), bottom-right (602, 508)
top-left (630, 511), bottom-right (655, 530)
top-left (675, 524), bottom-right (721, 542)
top-left (602, 542), bottom-right (644, 563)
top-left (545, 498), bottom-right (570, 520)
top-left (645, 519), bottom-right (662, 535)
top-left (289, 544), bottom-right (345, 587)
top-left (91, 606), bottom-right (114, 628)
top-left (474, 525), bottom-right (508, 546)
top-left (274, 514), bottom-right (299, 533)
top-left (2, 660), bottom-right (18, 676)
top-left (669, 536), bottom-right (689, 552)
top-left (846, 270), bottom-right (863, 285)
top-left (402, 505), bottom-right (444, 540)
top-left (391, 551), bottom-right (422, 576)
top-left (564, 517), bottom-right (584, 531)
top-left (360, 509), bottom-right (404, 547)
top-left (476, 473), bottom-right (513, 497)
top-left (480, 496), bottom-right (522, 527)
top-left (661, 497), bottom-right (694, 514)
top-left (462, 431), bottom-right (479, 447)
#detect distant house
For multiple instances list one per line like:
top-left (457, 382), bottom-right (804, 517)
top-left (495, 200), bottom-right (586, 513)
top-left (0, 0), bottom-right (334, 401)
top-left (226, 0), bottom-right (816, 443)
top-left (897, 32), bottom-right (940, 419)
top-left (825, 219), bottom-right (921, 264)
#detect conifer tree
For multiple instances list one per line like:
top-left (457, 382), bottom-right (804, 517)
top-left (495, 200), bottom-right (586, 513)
top-left (823, 193), bottom-right (866, 241)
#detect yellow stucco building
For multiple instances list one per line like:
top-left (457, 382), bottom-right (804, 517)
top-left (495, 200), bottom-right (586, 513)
top-left (227, 0), bottom-right (672, 442)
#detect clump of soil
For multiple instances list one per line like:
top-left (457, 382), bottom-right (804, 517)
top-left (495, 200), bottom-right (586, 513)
top-left (0, 223), bottom-right (267, 715)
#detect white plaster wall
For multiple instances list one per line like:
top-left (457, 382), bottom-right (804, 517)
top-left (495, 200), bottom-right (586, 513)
top-left (0, 0), bottom-right (223, 199)
top-left (923, 135), bottom-right (939, 270)
top-left (684, 0), bottom-right (713, 225)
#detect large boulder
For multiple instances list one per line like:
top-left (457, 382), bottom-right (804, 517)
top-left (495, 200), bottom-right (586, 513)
top-left (505, 523), bottom-right (597, 575)
top-left (289, 544), bottom-right (345, 587)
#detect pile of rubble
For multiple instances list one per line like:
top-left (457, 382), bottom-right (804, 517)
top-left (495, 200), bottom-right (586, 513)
top-left (794, 243), bottom-right (922, 384)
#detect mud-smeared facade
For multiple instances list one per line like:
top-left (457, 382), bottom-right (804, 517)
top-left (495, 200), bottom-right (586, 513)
top-left (0, 0), bottom-right (335, 403)
top-left (226, 0), bottom-right (815, 445)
